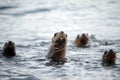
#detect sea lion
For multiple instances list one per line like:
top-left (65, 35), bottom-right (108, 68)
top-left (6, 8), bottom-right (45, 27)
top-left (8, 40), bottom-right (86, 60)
top-left (102, 49), bottom-right (116, 65)
top-left (46, 31), bottom-right (67, 64)
top-left (2, 41), bottom-right (16, 57)
top-left (74, 33), bottom-right (90, 47)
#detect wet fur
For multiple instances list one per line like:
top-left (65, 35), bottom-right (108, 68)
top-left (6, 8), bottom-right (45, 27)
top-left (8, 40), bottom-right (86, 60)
top-left (102, 49), bottom-right (116, 65)
top-left (74, 33), bottom-right (89, 47)
top-left (2, 41), bottom-right (16, 57)
top-left (47, 31), bottom-right (67, 63)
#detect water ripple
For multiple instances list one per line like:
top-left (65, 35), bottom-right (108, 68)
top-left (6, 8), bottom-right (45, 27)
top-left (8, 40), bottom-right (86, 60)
top-left (0, 6), bottom-right (17, 10)
top-left (0, 7), bottom-right (54, 16)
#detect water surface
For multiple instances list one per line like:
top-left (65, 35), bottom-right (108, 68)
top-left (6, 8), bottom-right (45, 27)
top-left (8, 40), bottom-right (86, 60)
top-left (0, 0), bottom-right (120, 80)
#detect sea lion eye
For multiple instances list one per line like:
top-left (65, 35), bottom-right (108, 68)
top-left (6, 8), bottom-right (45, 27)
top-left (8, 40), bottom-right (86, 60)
top-left (66, 34), bottom-right (67, 37)
top-left (54, 33), bottom-right (57, 37)
top-left (55, 39), bottom-right (60, 43)
top-left (104, 51), bottom-right (107, 55)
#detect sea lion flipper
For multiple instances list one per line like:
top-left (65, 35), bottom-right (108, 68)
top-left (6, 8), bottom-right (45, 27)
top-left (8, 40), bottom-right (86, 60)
top-left (46, 45), bottom-right (55, 58)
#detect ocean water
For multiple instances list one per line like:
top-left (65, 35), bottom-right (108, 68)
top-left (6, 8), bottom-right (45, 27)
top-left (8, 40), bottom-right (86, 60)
top-left (0, 0), bottom-right (120, 80)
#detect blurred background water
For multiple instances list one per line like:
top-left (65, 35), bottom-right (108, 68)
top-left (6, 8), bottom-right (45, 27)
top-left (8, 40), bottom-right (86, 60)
top-left (0, 0), bottom-right (120, 80)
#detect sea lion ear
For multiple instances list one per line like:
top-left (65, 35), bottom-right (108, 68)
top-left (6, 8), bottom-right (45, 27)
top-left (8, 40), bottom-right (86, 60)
top-left (104, 51), bottom-right (107, 55)
top-left (4, 43), bottom-right (8, 46)
top-left (77, 35), bottom-right (79, 39)
top-left (54, 33), bottom-right (57, 37)
top-left (66, 34), bottom-right (67, 37)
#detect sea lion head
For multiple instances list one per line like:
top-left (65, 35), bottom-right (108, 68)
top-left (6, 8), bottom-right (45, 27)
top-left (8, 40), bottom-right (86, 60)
top-left (52, 31), bottom-right (67, 48)
top-left (3, 41), bottom-right (16, 57)
top-left (106, 49), bottom-right (116, 64)
top-left (74, 33), bottom-right (89, 47)
top-left (80, 33), bottom-right (89, 45)
top-left (102, 49), bottom-right (116, 65)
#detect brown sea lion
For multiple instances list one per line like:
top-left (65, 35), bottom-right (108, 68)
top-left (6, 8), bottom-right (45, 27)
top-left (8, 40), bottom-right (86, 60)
top-left (74, 33), bottom-right (90, 47)
top-left (46, 31), bottom-right (67, 63)
top-left (2, 41), bottom-right (16, 57)
top-left (102, 49), bottom-right (116, 65)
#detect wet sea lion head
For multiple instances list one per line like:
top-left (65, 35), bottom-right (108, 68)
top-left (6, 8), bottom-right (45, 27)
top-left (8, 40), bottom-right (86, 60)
top-left (3, 41), bottom-right (16, 57)
top-left (102, 49), bottom-right (116, 65)
top-left (52, 31), bottom-right (67, 48)
top-left (74, 33), bottom-right (89, 47)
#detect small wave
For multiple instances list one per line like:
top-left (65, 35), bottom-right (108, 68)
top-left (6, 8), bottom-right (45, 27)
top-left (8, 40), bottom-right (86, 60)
top-left (33, 58), bottom-right (46, 62)
top-left (90, 34), bottom-right (96, 40)
top-left (0, 6), bottom-right (17, 10)
top-left (90, 35), bottom-right (120, 47)
top-left (9, 75), bottom-right (40, 80)
top-left (16, 44), bottom-right (31, 48)
top-left (40, 41), bottom-right (49, 46)
top-left (0, 42), bottom-right (3, 44)
top-left (109, 1), bottom-right (117, 4)
top-left (99, 40), bottom-right (117, 46)
top-left (0, 7), bottom-right (54, 17)
top-left (16, 41), bottom-right (48, 48)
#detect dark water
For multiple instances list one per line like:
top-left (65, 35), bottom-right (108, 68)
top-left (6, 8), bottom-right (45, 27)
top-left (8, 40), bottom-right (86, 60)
top-left (0, 0), bottom-right (120, 80)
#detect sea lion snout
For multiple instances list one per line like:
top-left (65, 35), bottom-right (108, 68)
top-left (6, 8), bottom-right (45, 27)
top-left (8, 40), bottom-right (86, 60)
top-left (55, 38), bottom-right (66, 47)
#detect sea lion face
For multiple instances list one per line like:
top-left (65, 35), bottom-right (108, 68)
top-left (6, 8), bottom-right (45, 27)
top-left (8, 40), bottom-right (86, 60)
top-left (74, 33), bottom-right (89, 47)
top-left (3, 41), bottom-right (16, 57)
top-left (102, 49), bottom-right (116, 65)
top-left (52, 31), bottom-right (67, 48)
